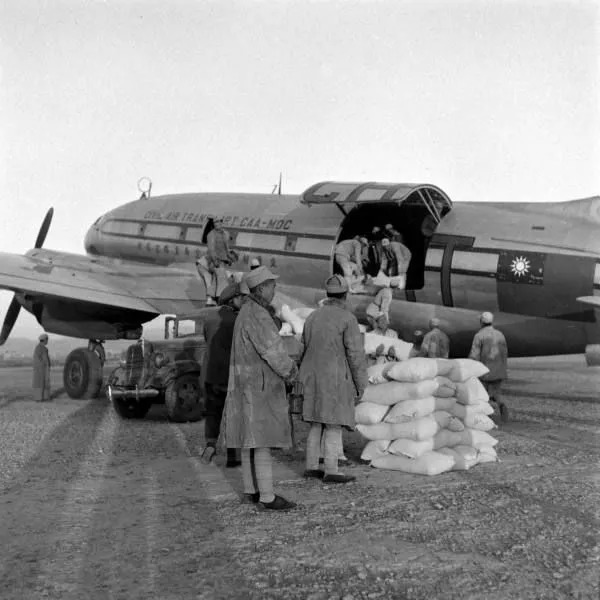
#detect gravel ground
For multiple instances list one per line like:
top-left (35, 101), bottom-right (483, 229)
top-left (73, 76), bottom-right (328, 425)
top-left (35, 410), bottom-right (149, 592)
top-left (0, 358), bottom-right (598, 600)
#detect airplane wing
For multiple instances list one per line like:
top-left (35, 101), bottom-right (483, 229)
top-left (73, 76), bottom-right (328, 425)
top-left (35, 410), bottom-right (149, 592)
top-left (0, 249), bottom-right (207, 339)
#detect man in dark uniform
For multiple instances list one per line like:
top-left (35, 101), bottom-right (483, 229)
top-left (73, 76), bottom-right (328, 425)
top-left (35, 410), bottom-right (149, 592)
top-left (32, 333), bottom-right (51, 402)
top-left (200, 282), bottom-right (247, 466)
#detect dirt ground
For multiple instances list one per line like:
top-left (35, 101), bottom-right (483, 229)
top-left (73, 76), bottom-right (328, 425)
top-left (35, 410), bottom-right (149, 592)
top-left (0, 357), bottom-right (598, 600)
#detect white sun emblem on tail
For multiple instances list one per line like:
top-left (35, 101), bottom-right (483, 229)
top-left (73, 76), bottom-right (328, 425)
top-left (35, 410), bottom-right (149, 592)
top-left (510, 256), bottom-right (530, 277)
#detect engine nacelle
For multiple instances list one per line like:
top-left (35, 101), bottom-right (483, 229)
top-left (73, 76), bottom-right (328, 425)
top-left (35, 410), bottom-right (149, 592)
top-left (584, 344), bottom-right (600, 366)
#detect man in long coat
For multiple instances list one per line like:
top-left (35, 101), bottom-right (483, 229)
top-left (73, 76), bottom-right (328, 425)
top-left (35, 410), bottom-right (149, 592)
top-left (223, 266), bottom-right (298, 511)
top-left (32, 333), bottom-right (51, 402)
top-left (299, 275), bottom-right (368, 483)
top-left (469, 311), bottom-right (509, 422)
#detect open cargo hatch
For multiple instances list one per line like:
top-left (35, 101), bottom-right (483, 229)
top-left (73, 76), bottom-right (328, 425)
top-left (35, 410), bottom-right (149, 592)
top-left (301, 181), bottom-right (452, 222)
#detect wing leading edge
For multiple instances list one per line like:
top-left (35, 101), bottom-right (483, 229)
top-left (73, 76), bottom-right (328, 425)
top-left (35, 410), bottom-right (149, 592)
top-left (0, 250), bottom-right (207, 338)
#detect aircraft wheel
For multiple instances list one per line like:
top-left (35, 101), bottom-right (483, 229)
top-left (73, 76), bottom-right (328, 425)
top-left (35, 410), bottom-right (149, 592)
top-left (165, 374), bottom-right (204, 422)
top-left (111, 396), bottom-right (152, 419)
top-left (63, 348), bottom-right (103, 399)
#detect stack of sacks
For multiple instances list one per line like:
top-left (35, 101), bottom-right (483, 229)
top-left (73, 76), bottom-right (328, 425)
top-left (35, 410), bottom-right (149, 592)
top-left (356, 358), bottom-right (499, 475)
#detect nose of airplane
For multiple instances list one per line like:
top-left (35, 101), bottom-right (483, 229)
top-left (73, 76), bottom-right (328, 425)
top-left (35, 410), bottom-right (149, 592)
top-left (84, 217), bottom-right (102, 255)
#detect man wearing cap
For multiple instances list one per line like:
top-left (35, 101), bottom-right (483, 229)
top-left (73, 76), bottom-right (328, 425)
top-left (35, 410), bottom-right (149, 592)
top-left (383, 223), bottom-right (401, 239)
top-left (200, 282), bottom-right (247, 467)
top-left (223, 266), bottom-right (299, 511)
top-left (469, 312), bottom-right (509, 422)
top-left (299, 275), bottom-right (368, 483)
top-left (421, 318), bottom-right (450, 358)
top-left (334, 236), bottom-right (365, 292)
top-left (389, 233), bottom-right (412, 287)
top-left (206, 218), bottom-right (237, 301)
top-left (365, 287), bottom-right (393, 330)
top-left (32, 333), bottom-right (51, 402)
top-left (249, 257), bottom-right (261, 271)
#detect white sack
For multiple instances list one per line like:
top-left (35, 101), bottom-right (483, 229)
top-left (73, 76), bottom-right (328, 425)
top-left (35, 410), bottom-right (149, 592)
top-left (355, 402), bottom-right (389, 425)
top-left (371, 451), bottom-right (455, 475)
top-left (385, 398), bottom-right (457, 423)
top-left (293, 307), bottom-right (316, 320)
top-left (448, 359), bottom-right (489, 382)
top-left (385, 358), bottom-right (440, 382)
top-left (388, 437), bottom-right (434, 458)
top-left (460, 428), bottom-right (498, 448)
top-left (433, 376), bottom-right (457, 398)
top-left (463, 413), bottom-right (496, 432)
top-left (476, 444), bottom-right (498, 463)
top-left (435, 359), bottom-right (454, 376)
top-left (438, 445), bottom-right (479, 471)
top-left (451, 402), bottom-right (494, 420)
top-left (280, 304), bottom-right (305, 336)
top-left (364, 333), bottom-right (413, 361)
top-left (385, 397), bottom-right (436, 422)
top-left (362, 380), bottom-right (439, 405)
top-left (357, 416), bottom-right (439, 442)
top-left (432, 410), bottom-right (465, 432)
top-left (456, 377), bottom-right (489, 405)
top-left (371, 271), bottom-right (392, 288)
top-left (432, 428), bottom-right (463, 449)
top-left (360, 440), bottom-right (391, 462)
top-left (278, 322), bottom-right (294, 336)
top-left (368, 363), bottom-right (390, 385)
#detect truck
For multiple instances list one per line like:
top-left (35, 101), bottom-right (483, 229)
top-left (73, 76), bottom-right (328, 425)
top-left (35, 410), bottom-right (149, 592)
top-left (106, 313), bottom-right (209, 422)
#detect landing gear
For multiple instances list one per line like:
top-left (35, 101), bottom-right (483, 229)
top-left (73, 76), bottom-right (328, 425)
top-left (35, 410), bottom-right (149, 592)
top-left (164, 374), bottom-right (204, 422)
top-left (63, 340), bottom-right (105, 399)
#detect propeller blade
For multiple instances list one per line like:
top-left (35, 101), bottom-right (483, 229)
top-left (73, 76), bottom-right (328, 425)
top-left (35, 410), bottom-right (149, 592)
top-left (34, 207), bottom-right (54, 249)
top-left (0, 296), bottom-right (22, 345)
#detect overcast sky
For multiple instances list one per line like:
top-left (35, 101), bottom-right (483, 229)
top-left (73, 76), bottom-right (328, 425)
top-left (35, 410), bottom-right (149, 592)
top-left (1, 0), bottom-right (599, 338)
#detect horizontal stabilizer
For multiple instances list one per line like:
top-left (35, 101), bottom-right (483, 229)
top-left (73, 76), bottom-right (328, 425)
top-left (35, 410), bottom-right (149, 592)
top-left (576, 296), bottom-right (600, 309)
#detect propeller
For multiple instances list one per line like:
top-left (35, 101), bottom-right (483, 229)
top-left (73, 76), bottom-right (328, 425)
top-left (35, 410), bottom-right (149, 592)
top-left (35, 207), bottom-right (54, 248)
top-left (0, 207), bottom-right (54, 345)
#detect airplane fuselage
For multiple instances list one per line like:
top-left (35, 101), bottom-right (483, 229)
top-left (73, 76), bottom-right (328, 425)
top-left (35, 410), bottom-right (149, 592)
top-left (83, 186), bottom-right (600, 358)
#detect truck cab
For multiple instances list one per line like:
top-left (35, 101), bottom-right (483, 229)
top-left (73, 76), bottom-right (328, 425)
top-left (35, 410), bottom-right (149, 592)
top-left (107, 311), bottom-right (211, 422)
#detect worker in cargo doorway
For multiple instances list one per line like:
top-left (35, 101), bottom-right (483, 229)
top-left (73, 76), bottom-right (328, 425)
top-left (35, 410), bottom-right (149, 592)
top-left (421, 318), bottom-right (450, 358)
top-left (365, 287), bottom-right (393, 331)
top-left (200, 282), bottom-right (248, 467)
top-left (32, 333), bottom-right (51, 402)
top-left (383, 223), bottom-right (401, 239)
top-left (365, 226), bottom-right (384, 276)
top-left (389, 233), bottom-right (412, 289)
top-left (206, 217), bottom-right (238, 300)
top-left (469, 312), bottom-right (509, 423)
top-left (299, 275), bottom-right (368, 483)
top-left (223, 266), bottom-right (299, 511)
top-left (334, 236), bottom-right (366, 293)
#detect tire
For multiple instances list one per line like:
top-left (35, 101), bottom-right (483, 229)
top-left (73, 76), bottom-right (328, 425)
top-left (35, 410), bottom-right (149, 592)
top-left (63, 348), bottom-right (103, 399)
top-left (111, 396), bottom-right (152, 419)
top-left (165, 373), bottom-right (204, 422)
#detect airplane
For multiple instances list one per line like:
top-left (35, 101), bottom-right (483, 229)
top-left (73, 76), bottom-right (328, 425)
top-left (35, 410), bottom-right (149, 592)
top-left (1, 180), bottom-right (599, 400)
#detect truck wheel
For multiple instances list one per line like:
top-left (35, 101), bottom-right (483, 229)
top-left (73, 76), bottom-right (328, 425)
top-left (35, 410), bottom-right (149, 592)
top-left (63, 348), bottom-right (103, 399)
top-left (165, 374), bottom-right (204, 422)
top-left (112, 396), bottom-right (152, 420)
